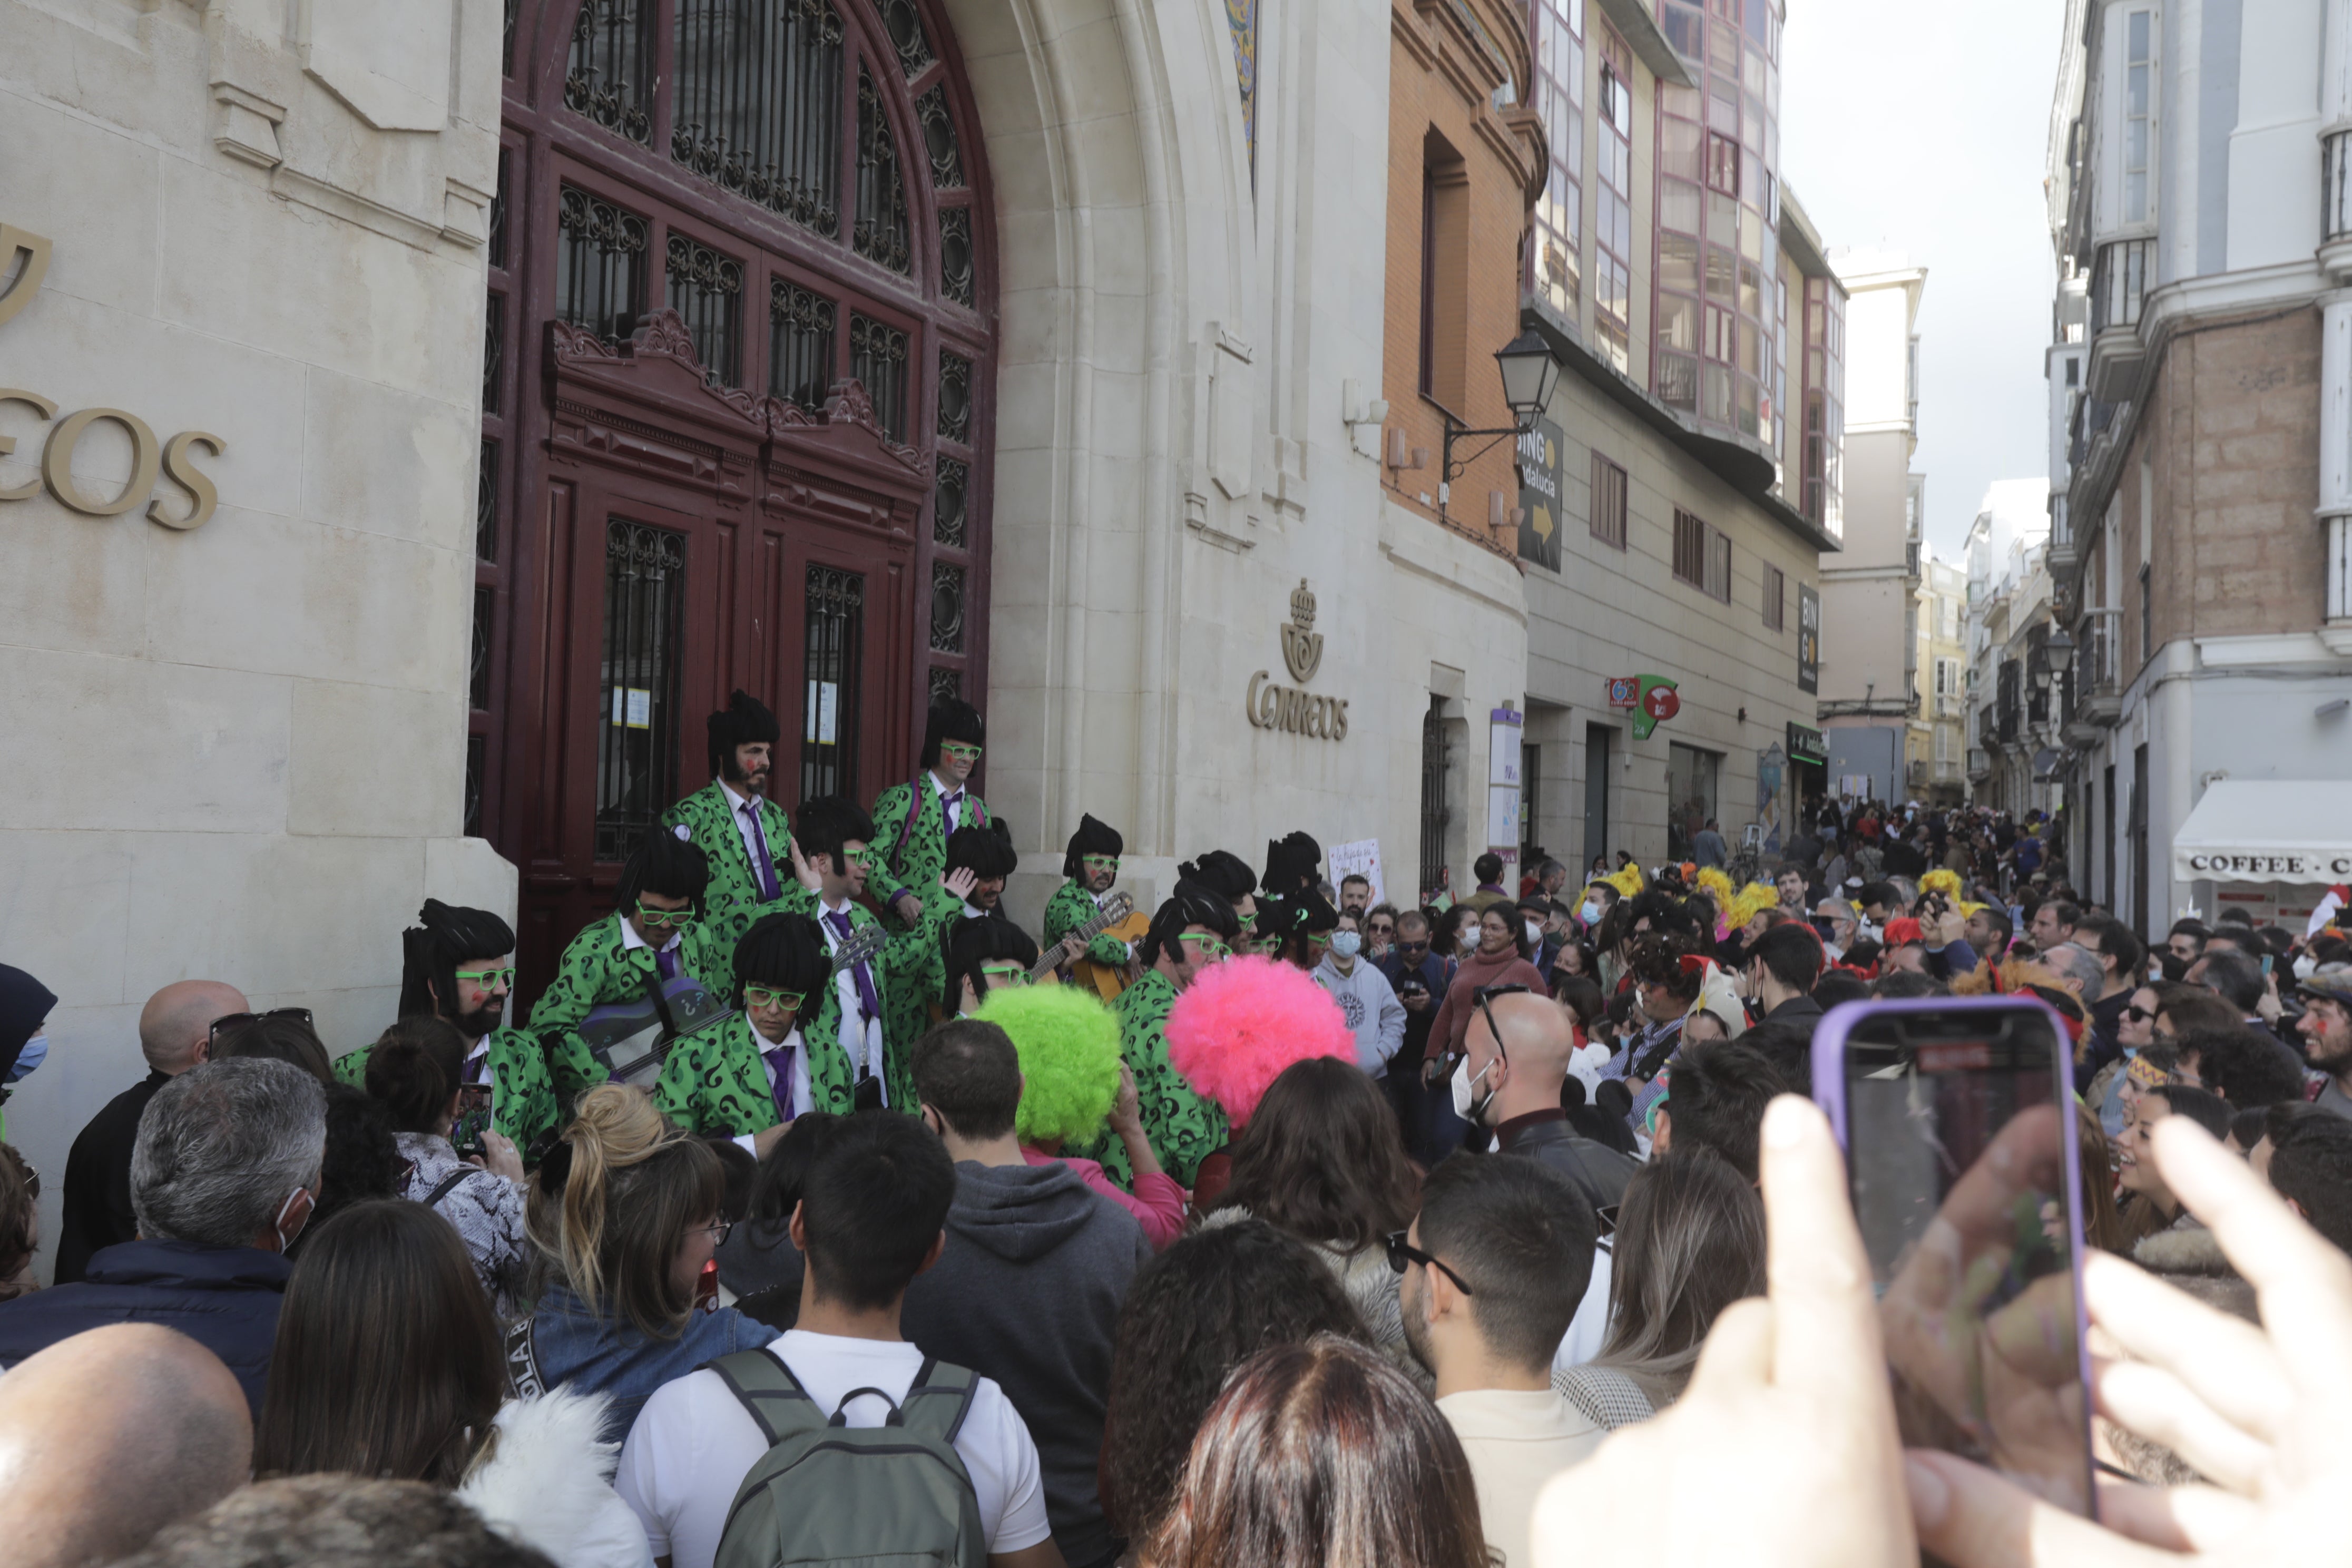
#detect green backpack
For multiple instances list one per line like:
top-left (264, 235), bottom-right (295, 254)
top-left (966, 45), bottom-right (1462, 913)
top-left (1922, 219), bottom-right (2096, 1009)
top-left (707, 1349), bottom-right (988, 1568)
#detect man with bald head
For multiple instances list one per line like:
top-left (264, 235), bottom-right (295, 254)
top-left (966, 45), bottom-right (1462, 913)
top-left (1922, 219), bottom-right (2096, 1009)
top-left (0, 1323), bottom-right (252, 1567)
top-left (56, 979), bottom-right (248, 1282)
top-left (1456, 988), bottom-right (1636, 1215)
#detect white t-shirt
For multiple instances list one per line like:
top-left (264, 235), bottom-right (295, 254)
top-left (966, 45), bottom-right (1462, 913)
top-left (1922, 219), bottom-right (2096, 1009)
top-left (614, 1329), bottom-right (1052, 1568)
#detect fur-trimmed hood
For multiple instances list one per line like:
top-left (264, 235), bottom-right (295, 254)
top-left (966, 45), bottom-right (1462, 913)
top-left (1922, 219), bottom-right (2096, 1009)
top-left (2133, 1218), bottom-right (2259, 1324)
top-left (458, 1386), bottom-right (653, 1568)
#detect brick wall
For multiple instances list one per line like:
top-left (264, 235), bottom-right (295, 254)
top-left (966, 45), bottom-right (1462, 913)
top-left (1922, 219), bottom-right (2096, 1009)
top-left (2126, 307), bottom-right (2324, 655)
top-left (1380, 0), bottom-right (1542, 555)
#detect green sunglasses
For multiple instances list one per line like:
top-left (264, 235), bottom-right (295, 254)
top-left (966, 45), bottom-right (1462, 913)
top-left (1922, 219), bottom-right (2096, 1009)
top-left (940, 742), bottom-right (984, 761)
top-left (1081, 855), bottom-right (1119, 870)
top-left (1179, 934), bottom-right (1233, 961)
top-left (743, 985), bottom-right (806, 1010)
top-left (979, 963), bottom-right (1030, 984)
top-left (454, 966), bottom-right (516, 988)
top-left (635, 900), bottom-right (692, 927)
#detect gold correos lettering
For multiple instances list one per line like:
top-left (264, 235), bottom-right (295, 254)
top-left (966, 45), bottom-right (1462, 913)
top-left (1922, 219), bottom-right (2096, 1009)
top-left (0, 387), bottom-right (58, 502)
top-left (43, 407), bottom-right (161, 516)
top-left (151, 431), bottom-right (226, 530)
top-left (0, 226), bottom-right (53, 329)
top-left (1333, 699), bottom-right (1349, 740)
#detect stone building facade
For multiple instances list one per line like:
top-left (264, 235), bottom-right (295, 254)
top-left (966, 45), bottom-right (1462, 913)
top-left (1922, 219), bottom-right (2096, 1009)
top-left (2043, 0), bottom-right (2352, 934)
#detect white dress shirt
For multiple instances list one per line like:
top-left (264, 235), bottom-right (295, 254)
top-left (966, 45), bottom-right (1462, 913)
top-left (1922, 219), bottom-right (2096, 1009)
top-left (817, 894), bottom-right (887, 1103)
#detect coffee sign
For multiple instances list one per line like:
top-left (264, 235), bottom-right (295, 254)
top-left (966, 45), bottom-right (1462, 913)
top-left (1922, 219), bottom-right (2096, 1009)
top-left (1247, 579), bottom-right (1350, 740)
top-left (0, 223), bottom-right (227, 528)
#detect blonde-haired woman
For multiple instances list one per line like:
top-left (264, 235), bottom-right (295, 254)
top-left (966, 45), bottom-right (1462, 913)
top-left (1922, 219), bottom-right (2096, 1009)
top-left (517, 1084), bottom-right (776, 1440)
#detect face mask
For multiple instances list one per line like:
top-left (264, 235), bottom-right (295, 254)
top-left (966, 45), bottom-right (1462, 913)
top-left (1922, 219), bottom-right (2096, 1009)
top-left (2296, 954), bottom-right (2318, 982)
top-left (1580, 900), bottom-right (1601, 925)
top-left (1524, 920), bottom-right (1544, 946)
top-left (1328, 930), bottom-right (1362, 958)
top-left (273, 1187), bottom-right (312, 1253)
top-left (1451, 1053), bottom-right (1498, 1124)
top-left (7, 1034), bottom-right (46, 1084)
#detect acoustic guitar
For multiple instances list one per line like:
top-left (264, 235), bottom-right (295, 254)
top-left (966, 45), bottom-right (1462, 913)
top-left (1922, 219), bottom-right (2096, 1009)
top-left (577, 922), bottom-right (888, 1085)
top-left (1033, 891), bottom-right (1148, 1002)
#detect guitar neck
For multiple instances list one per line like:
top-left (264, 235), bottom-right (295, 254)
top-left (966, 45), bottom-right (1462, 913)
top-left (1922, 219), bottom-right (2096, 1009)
top-left (1030, 898), bottom-right (1131, 982)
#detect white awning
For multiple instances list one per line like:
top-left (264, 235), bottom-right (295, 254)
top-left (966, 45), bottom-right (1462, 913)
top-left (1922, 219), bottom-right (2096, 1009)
top-left (2171, 781), bottom-right (2352, 885)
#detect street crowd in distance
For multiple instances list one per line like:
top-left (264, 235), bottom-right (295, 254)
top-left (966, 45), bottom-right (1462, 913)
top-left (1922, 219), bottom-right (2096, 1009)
top-left (0, 695), bottom-right (2350, 1568)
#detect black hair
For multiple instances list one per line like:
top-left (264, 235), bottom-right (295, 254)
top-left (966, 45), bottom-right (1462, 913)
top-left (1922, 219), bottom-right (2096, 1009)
top-left (2269, 1113), bottom-right (2352, 1257)
top-left (1062, 814), bottom-right (1124, 881)
top-left (2149, 1083), bottom-right (2233, 1144)
top-left (731, 913), bottom-right (831, 1008)
top-left (2168, 918), bottom-right (2212, 947)
top-left (2196, 949), bottom-right (2266, 1015)
top-left (1473, 852), bottom-right (1505, 885)
top-left (942, 914), bottom-right (1040, 1014)
top-left (705, 689), bottom-right (780, 780)
top-left (397, 900), bottom-right (516, 1021)
top-left (798, 1110), bottom-right (957, 1310)
top-left (912, 1018), bottom-right (1023, 1141)
top-left (1261, 831), bottom-right (1324, 901)
top-left (362, 1018), bottom-right (468, 1135)
top-left (746, 1112), bottom-right (846, 1226)
top-left (710, 1138), bottom-right (758, 1224)
top-left (291, 1085), bottom-right (405, 1258)
top-left (919, 698), bottom-right (986, 770)
top-left (615, 828), bottom-right (710, 909)
top-left (1553, 975), bottom-right (1604, 1031)
top-left (1177, 850), bottom-right (1258, 903)
top-left (1263, 888), bottom-right (1339, 963)
top-left (1856, 881), bottom-right (1897, 914)
top-left (1663, 1042), bottom-right (1786, 1182)
top-left (1747, 922), bottom-right (1825, 993)
top-left (945, 820), bottom-right (1019, 880)
top-left (1416, 1153), bottom-right (1596, 1373)
top-left (1812, 969), bottom-right (1869, 1010)
top-left (1140, 880), bottom-right (1241, 967)
top-left (793, 796), bottom-right (879, 875)
top-left (1972, 905), bottom-right (2015, 948)
top-left (1734, 1018), bottom-right (1811, 1096)
top-left (1624, 890), bottom-right (1698, 943)
top-left (2041, 899), bottom-right (2083, 930)
top-left (2180, 1027), bottom-right (2307, 1109)
top-left (2083, 917), bottom-right (2143, 979)
top-left (1871, 971), bottom-right (1945, 1000)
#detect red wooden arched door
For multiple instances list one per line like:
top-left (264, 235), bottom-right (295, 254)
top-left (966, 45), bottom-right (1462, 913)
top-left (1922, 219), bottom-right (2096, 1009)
top-left (476, 0), bottom-right (996, 997)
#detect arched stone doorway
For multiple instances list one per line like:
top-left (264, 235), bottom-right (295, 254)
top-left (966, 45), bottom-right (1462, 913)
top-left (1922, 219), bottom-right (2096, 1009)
top-left (479, 0), bottom-right (999, 988)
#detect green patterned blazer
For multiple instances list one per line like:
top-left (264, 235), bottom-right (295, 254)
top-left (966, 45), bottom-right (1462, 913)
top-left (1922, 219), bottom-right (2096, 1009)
top-left (1043, 880), bottom-right (1136, 967)
top-left (1078, 967), bottom-right (1229, 1190)
top-left (660, 781), bottom-right (797, 951)
top-left (652, 1012), bottom-right (789, 1136)
top-left (866, 773), bottom-right (992, 909)
top-left (525, 914), bottom-right (729, 1104)
top-left (331, 1026), bottom-right (563, 1153)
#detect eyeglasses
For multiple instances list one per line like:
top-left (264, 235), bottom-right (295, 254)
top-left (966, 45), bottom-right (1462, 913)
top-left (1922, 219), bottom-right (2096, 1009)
top-left (2123, 1004), bottom-right (2154, 1023)
top-left (455, 966), bottom-right (516, 989)
top-left (1383, 1231), bottom-right (1475, 1295)
top-left (940, 742), bottom-right (984, 762)
top-left (1179, 933), bottom-right (1233, 961)
top-left (1369, 922), bottom-right (1394, 935)
top-left (1395, 940), bottom-right (1429, 956)
top-left (979, 964), bottom-right (1031, 985)
top-left (743, 985), bottom-right (806, 1010)
top-left (1081, 855), bottom-right (1119, 871)
top-left (635, 900), bottom-right (692, 927)
top-left (691, 1219), bottom-right (734, 1246)
top-left (208, 1007), bottom-right (314, 1045)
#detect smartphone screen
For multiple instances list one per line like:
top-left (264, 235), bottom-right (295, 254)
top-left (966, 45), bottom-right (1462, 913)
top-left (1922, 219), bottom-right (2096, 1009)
top-left (1817, 998), bottom-right (2094, 1517)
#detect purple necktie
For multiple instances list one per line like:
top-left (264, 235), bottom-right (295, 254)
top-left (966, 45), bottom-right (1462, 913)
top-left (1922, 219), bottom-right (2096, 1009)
top-left (827, 910), bottom-right (882, 1023)
top-left (943, 790), bottom-right (964, 844)
top-left (763, 1043), bottom-right (797, 1122)
top-left (656, 946), bottom-right (679, 981)
top-left (743, 800), bottom-right (779, 901)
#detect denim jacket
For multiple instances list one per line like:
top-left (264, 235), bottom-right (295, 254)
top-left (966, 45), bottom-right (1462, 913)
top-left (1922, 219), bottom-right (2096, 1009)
top-left (525, 1279), bottom-right (776, 1441)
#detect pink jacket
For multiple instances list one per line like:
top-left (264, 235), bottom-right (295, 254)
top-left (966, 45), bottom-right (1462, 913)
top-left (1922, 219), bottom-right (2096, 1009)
top-left (1022, 1147), bottom-right (1186, 1250)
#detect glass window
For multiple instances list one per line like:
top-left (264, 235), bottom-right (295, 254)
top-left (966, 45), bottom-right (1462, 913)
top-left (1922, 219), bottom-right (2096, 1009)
top-left (800, 565), bottom-right (865, 800)
top-left (2124, 9), bottom-right (2152, 224)
top-left (1667, 743), bottom-right (1721, 862)
top-left (595, 520), bottom-right (687, 863)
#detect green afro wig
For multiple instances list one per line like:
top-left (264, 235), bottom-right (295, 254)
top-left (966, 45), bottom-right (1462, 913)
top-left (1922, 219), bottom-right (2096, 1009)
top-left (973, 983), bottom-right (1122, 1145)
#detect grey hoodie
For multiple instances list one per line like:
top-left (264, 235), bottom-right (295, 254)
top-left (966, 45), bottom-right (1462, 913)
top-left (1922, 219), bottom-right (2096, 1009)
top-left (900, 1159), bottom-right (1152, 1568)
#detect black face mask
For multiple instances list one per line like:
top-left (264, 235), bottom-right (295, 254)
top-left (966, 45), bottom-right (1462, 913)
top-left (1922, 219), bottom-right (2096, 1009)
top-left (1811, 918), bottom-right (1839, 940)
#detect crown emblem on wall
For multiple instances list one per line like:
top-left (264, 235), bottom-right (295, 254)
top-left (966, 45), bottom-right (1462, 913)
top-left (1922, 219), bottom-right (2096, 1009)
top-left (1281, 578), bottom-right (1323, 682)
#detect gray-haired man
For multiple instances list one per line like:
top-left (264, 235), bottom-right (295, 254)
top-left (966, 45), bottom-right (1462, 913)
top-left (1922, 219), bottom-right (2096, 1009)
top-left (0, 1057), bottom-right (325, 1416)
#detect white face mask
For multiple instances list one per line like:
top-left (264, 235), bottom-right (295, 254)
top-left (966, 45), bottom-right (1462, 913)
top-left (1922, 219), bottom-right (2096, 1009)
top-left (1328, 930), bottom-right (1363, 959)
top-left (2296, 954), bottom-right (2319, 982)
top-left (1451, 1053), bottom-right (1498, 1124)
top-left (1579, 900), bottom-right (1601, 925)
top-left (1524, 920), bottom-right (1544, 946)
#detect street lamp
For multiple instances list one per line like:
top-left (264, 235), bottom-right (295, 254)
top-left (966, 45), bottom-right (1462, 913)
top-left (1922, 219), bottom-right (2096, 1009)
top-left (2042, 623), bottom-right (2075, 659)
top-left (1439, 329), bottom-right (1561, 524)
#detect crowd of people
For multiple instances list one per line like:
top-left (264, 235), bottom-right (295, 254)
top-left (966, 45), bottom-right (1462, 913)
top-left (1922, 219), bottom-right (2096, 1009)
top-left (1, 702), bottom-right (2350, 1568)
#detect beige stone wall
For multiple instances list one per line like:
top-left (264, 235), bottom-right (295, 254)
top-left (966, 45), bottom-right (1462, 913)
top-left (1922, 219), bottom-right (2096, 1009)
top-left (0, 0), bottom-right (510, 1271)
top-left (1522, 368), bottom-right (1824, 866)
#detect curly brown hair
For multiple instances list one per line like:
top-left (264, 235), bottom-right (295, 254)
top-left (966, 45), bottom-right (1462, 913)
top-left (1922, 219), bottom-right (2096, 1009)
top-left (1206, 1057), bottom-right (1419, 1252)
top-left (1627, 935), bottom-right (1706, 1005)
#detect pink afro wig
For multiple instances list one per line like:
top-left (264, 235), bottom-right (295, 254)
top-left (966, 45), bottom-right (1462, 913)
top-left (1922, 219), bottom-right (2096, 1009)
top-left (1164, 954), bottom-right (1354, 1128)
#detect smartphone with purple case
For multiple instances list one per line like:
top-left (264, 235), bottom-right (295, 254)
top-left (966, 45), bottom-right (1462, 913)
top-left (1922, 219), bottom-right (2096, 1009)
top-left (1811, 994), bottom-right (2098, 1520)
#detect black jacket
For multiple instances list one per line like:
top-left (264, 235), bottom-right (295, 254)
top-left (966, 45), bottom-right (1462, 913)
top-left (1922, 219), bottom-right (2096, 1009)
top-left (1494, 1111), bottom-right (1639, 1214)
top-left (0, 1240), bottom-right (290, 1417)
top-left (56, 1071), bottom-right (171, 1285)
top-left (1763, 994), bottom-right (1826, 1040)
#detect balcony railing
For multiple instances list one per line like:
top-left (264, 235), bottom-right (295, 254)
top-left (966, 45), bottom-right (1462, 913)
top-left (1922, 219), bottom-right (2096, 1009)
top-left (2069, 609), bottom-right (2122, 731)
top-left (2090, 238), bottom-right (2151, 335)
top-left (2327, 129), bottom-right (2352, 243)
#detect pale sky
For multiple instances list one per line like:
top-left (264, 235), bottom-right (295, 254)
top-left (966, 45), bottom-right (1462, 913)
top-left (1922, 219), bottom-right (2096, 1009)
top-left (1778, 0), bottom-right (2062, 562)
